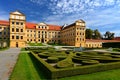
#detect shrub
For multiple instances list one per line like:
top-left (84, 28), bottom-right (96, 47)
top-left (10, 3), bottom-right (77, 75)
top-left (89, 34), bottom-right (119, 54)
top-left (82, 60), bottom-right (99, 65)
top-left (38, 53), bottom-right (50, 58)
top-left (111, 55), bottom-right (120, 58)
top-left (47, 57), bottom-right (59, 63)
top-left (72, 57), bottom-right (89, 63)
top-left (76, 52), bottom-right (84, 56)
top-left (57, 56), bottom-right (67, 61)
top-left (56, 59), bottom-right (74, 68)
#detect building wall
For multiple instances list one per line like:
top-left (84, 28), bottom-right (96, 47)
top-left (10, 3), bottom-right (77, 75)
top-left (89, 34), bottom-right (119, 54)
top-left (9, 11), bottom-right (26, 48)
top-left (0, 11), bottom-right (105, 48)
top-left (85, 41), bottom-right (102, 48)
top-left (61, 20), bottom-right (86, 47)
top-left (0, 25), bottom-right (9, 40)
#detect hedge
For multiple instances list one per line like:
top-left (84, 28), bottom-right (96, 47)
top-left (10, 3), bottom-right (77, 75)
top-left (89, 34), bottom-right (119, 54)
top-left (30, 51), bottom-right (120, 79)
top-left (30, 52), bottom-right (57, 79)
top-left (47, 57), bottom-right (59, 63)
top-left (103, 42), bottom-right (120, 48)
top-left (53, 62), bottom-right (120, 79)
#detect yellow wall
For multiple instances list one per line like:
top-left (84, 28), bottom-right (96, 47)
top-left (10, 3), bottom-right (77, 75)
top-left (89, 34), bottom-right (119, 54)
top-left (85, 41), bottom-right (102, 48)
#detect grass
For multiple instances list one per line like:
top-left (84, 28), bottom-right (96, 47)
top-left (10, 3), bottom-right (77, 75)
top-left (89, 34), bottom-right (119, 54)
top-left (9, 52), bottom-right (46, 80)
top-left (28, 43), bottom-right (44, 46)
top-left (0, 47), bottom-right (9, 51)
top-left (59, 68), bottom-right (120, 80)
top-left (10, 49), bottom-right (120, 80)
top-left (48, 43), bottom-right (66, 46)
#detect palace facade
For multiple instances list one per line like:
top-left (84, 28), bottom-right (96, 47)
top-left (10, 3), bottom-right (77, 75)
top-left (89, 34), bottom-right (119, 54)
top-left (0, 11), bottom-right (120, 48)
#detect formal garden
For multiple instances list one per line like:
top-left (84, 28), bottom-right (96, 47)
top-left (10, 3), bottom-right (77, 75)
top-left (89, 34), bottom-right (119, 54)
top-left (9, 47), bottom-right (120, 79)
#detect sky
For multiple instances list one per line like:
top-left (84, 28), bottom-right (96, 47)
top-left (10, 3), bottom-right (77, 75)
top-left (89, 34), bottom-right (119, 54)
top-left (0, 0), bottom-right (120, 36)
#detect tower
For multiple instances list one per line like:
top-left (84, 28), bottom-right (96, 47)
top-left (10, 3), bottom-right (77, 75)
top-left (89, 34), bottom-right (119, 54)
top-left (9, 11), bottom-right (26, 47)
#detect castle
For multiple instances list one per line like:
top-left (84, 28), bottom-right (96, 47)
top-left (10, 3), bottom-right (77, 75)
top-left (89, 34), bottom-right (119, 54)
top-left (1, 11), bottom-right (118, 48)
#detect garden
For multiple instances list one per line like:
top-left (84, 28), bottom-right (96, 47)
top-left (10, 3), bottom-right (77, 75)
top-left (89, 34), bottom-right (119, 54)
top-left (24, 47), bottom-right (120, 79)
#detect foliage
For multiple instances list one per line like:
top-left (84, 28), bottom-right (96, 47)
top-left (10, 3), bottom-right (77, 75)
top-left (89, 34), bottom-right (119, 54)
top-left (104, 31), bottom-right (115, 40)
top-left (28, 43), bottom-right (44, 46)
top-left (103, 42), bottom-right (120, 48)
top-left (85, 29), bottom-right (93, 39)
top-left (85, 29), bottom-right (102, 39)
top-left (9, 52), bottom-right (46, 80)
top-left (47, 57), bottom-right (59, 63)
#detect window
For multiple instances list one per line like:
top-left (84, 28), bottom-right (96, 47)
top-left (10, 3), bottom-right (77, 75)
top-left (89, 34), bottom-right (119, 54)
top-left (12, 35), bottom-right (14, 39)
top-left (38, 31), bottom-right (40, 33)
top-left (0, 27), bottom-right (2, 29)
top-left (27, 30), bottom-right (29, 32)
top-left (16, 28), bottom-right (19, 32)
top-left (21, 36), bottom-right (23, 39)
top-left (38, 34), bottom-right (40, 38)
top-left (16, 22), bottom-right (19, 25)
top-left (16, 36), bottom-right (19, 39)
top-left (21, 23), bottom-right (23, 25)
top-left (21, 29), bottom-right (23, 32)
top-left (27, 39), bottom-right (29, 41)
top-left (12, 28), bottom-right (14, 32)
top-left (12, 22), bottom-right (14, 24)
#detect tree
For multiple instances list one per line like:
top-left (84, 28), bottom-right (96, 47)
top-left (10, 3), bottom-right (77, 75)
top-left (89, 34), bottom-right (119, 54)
top-left (85, 29), bottom-right (93, 39)
top-left (104, 31), bottom-right (115, 40)
top-left (93, 29), bottom-right (102, 39)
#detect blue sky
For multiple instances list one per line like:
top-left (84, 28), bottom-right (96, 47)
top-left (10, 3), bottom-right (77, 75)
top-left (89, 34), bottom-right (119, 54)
top-left (0, 0), bottom-right (120, 36)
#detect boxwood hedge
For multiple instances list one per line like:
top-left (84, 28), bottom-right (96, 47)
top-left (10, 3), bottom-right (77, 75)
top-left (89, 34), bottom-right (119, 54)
top-left (30, 51), bottom-right (120, 79)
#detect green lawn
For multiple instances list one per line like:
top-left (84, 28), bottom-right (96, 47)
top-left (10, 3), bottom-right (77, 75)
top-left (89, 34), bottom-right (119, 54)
top-left (60, 68), bottom-right (120, 80)
top-left (0, 47), bottom-right (9, 51)
top-left (28, 43), bottom-right (44, 46)
top-left (9, 52), bottom-right (46, 80)
top-left (10, 51), bottom-right (120, 80)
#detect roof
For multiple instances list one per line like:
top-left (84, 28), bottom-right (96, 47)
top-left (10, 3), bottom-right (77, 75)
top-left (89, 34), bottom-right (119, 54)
top-left (114, 37), bottom-right (120, 40)
top-left (0, 20), bottom-right (9, 26)
top-left (86, 39), bottom-right (120, 43)
top-left (26, 22), bottom-right (36, 29)
top-left (10, 10), bottom-right (25, 16)
top-left (0, 20), bottom-right (61, 30)
top-left (48, 24), bottom-right (61, 31)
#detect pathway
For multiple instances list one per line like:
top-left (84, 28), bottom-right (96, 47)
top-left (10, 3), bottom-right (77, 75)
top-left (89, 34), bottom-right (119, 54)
top-left (0, 48), bottom-right (21, 80)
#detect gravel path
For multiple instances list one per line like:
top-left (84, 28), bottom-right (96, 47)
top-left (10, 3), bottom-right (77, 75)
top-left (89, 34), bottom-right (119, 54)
top-left (0, 48), bottom-right (21, 80)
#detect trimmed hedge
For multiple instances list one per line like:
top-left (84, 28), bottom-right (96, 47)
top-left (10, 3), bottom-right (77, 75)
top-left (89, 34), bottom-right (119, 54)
top-left (82, 60), bottom-right (99, 65)
top-left (47, 57), bottom-right (59, 63)
top-left (38, 53), bottom-right (50, 58)
top-left (103, 42), bottom-right (120, 48)
top-left (56, 59), bottom-right (74, 68)
top-left (30, 50), bottom-right (120, 79)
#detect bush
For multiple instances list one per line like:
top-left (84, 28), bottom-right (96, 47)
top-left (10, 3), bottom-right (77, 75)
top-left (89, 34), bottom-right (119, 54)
top-left (76, 52), bottom-right (84, 56)
top-left (57, 56), bottom-right (67, 61)
top-left (47, 57), bottom-right (59, 63)
top-left (72, 57), bottom-right (89, 63)
top-left (82, 60), bottom-right (99, 65)
top-left (111, 55), bottom-right (120, 58)
top-left (56, 59), bottom-right (74, 68)
top-left (38, 53), bottom-right (50, 58)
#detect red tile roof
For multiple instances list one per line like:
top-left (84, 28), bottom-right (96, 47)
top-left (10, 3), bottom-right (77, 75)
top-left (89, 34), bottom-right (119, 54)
top-left (26, 22), bottom-right (36, 29)
top-left (86, 39), bottom-right (120, 43)
top-left (0, 20), bottom-right (9, 26)
top-left (48, 24), bottom-right (61, 31)
top-left (114, 37), bottom-right (120, 40)
top-left (0, 20), bottom-right (61, 30)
